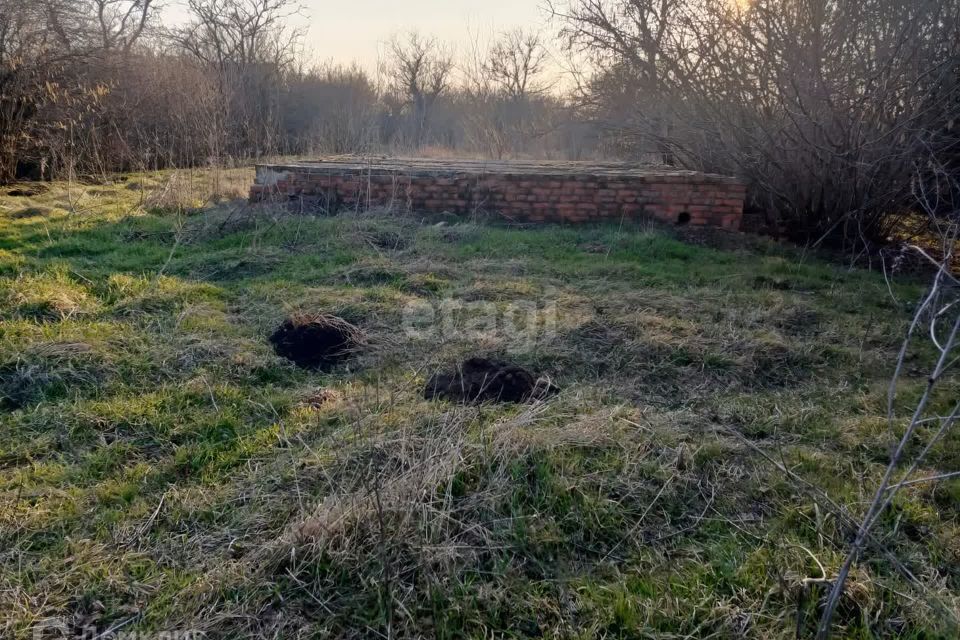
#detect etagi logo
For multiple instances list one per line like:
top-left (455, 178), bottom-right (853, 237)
top-left (32, 619), bottom-right (203, 640)
top-left (401, 288), bottom-right (560, 352)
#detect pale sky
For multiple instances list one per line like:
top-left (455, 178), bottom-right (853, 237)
top-left (163, 0), bottom-right (556, 73)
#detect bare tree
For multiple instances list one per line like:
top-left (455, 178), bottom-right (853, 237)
top-left (549, 0), bottom-right (704, 164)
top-left (549, 0), bottom-right (691, 93)
top-left (456, 28), bottom-right (561, 159)
top-left (173, 0), bottom-right (304, 160)
top-left (0, 0), bottom-right (161, 180)
top-left (386, 32), bottom-right (454, 148)
top-left (551, 0), bottom-right (960, 244)
top-left (93, 0), bottom-right (156, 52)
top-left (281, 63), bottom-right (380, 154)
top-left (175, 0), bottom-right (302, 69)
top-left (484, 29), bottom-right (550, 100)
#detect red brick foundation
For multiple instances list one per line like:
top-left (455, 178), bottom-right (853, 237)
top-left (249, 158), bottom-right (746, 230)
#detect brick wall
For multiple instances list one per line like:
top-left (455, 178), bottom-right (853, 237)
top-left (249, 160), bottom-right (746, 230)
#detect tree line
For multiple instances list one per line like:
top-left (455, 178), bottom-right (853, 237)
top-left (553, 0), bottom-right (960, 244)
top-left (0, 1), bottom-right (580, 181)
top-left (1, 0), bottom-right (958, 245)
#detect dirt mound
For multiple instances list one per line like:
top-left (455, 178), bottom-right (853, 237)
top-left (7, 185), bottom-right (47, 197)
top-left (301, 387), bottom-right (343, 408)
top-left (424, 357), bottom-right (559, 404)
top-left (269, 314), bottom-right (364, 369)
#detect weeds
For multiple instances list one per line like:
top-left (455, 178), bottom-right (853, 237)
top-left (0, 168), bottom-right (957, 638)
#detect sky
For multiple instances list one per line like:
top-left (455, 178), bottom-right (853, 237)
top-left (163, 0), bottom-right (555, 73)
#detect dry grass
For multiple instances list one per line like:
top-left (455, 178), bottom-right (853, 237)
top-left (0, 168), bottom-right (958, 638)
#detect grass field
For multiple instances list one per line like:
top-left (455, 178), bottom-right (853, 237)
top-left (2, 168), bottom-right (959, 639)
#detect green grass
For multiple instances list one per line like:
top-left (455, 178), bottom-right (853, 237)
top-left (1, 169), bottom-right (958, 639)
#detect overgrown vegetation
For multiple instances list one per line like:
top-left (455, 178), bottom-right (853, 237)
top-left (0, 0), bottom-right (572, 181)
top-left (551, 0), bottom-right (960, 245)
top-left (1, 170), bottom-right (959, 638)
top-left (2, 0), bottom-right (957, 248)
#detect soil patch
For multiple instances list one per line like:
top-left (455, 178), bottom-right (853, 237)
top-left (11, 206), bottom-right (52, 219)
top-left (7, 185), bottom-right (47, 197)
top-left (424, 357), bottom-right (559, 404)
top-left (578, 241), bottom-right (611, 254)
top-left (301, 387), bottom-right (343, 408)
top-left (269, 314), bottom-right (364, 369)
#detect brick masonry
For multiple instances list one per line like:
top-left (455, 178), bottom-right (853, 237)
top-left (249, 158), bottom-right (746, 230)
